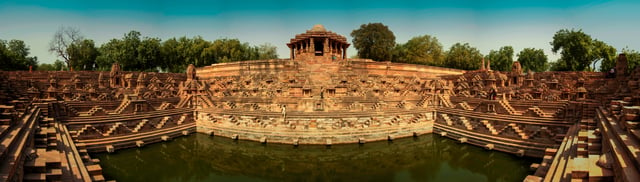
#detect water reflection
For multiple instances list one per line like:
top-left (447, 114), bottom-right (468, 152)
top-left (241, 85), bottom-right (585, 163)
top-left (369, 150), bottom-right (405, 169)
top-left (94, 134), bottom-right (535, 182)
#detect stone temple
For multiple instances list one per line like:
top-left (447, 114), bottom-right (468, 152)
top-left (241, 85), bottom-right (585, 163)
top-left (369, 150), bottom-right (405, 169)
top-left (0, 24), bottom-right (639, 181)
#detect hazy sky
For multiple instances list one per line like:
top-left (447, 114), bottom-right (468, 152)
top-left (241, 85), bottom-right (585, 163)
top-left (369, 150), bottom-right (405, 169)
top-left (1, 0), bottom-right (639, 64)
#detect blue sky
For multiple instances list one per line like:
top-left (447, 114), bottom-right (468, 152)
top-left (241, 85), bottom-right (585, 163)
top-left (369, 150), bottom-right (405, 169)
top-left (1, 0), bottom-right (639, 64)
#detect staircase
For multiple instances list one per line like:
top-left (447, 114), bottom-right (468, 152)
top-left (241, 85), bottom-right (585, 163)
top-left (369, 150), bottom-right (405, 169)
top-left (176, 95), bottom-right (192, 108)
top-left (528, 106), bottom-right (548, 117)
top-left (177, 114), bottom-right (188, 125)
top-left (62, 102), bottom-right (79, 116)
top-left (251, 103), bottom-right (260, 111)
top-left (113, 99), bottom-right (132, 114)
top-left (103, 122), bottom-right (131, 136)
top-left (158, 102), bottom-right (172, 110)
top-left (409, 114), bottom-right (423, 123)
top-left (156, 116), bottom-right (171, 129)
top-left (200, 95), bottom-right (216, 108)
top-left (75, 124), bottom-right (103, 138)
top-left (132, 119), bottom-right (149, 132)
top-left (437, 94), bottom-right (453, 108)
top-left (459, 117), bottom-right (473, 130)
top-left (457, 102), bottom-right (472, 110)
top-left (498, 99), bottom-right (517, 115)
top-left (371, 102), bottom-right (381, 110)
top-left (396, 102), bottom-right (406, 109)
top-left (86, 106), bottom-right (106, 116)
top-left (226, 102), bottom-right (237, 109)
top-left (416, 96), bottom-right (429, 107)
top-left (440, 114), bottom-right (453, 126)
top-left (508, 123), bottom-right (529, 139)
top-left (480, 120), bottom-right (498, 135)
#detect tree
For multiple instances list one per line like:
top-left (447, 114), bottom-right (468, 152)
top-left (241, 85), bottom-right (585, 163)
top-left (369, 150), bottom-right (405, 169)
top-left (484, 46), bottom-right (514, 71)
top-left (38, 60), bottom-right (67, 71)
top-left (351, 23), bottom-right (396, 61)
top-left (1, 39), bottom-right (38, 70)
top-left (517, 48), bottom-right (549, 72)
top-left (96, 30), bottom-right (278, 73)
top-left (393, 35), bottom-right (444, 66)
top-left (551, 29), bottom-right (616, 71)
top-left (255, 43), bottom-right (278, 60)
top-left (67, 39), bottom-right (99, 70)
top-left (592, 40), bottom-right (618, 72)
top-left (621, 48), bottom-right (640, 73)
top-left (95, 38), bottom-right (122, 71)
top-left (444, 43), bottom-right (483, 70)
top-left (205, 38), bottom-right (248, 64)
top-left (96, 30), bottom-right (163, 71)
top-left (49, 26), bottom-right (83, 69)
top-left (159, 37), bottom-right (182, 72)
top-left (119, 31), bottom-right (142, 70)
top-left (137, 37), bottom-right (162, 71)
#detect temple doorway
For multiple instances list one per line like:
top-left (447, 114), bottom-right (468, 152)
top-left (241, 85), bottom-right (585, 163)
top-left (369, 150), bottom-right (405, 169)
top-left (315, 39), bottom-right (324, 56)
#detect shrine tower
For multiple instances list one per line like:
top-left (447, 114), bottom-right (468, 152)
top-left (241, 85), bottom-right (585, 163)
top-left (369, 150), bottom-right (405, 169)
top-left (287, 24), bottom-right (350, 61)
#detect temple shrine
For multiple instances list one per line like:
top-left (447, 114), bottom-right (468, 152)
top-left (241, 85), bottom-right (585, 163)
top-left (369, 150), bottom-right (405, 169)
top-left (0, 25), bottom-right (638, 182)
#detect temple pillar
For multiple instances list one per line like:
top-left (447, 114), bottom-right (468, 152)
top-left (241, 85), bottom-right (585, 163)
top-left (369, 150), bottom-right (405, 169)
top-left (343, 46), bottom-right (347, 59)
top-left (310, 38), bottom-right (315, 54)
top-left (324, 38), bottom-right (329, 53)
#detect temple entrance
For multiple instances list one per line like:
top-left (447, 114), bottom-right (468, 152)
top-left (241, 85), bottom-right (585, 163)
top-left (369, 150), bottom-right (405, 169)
top-left (315, 39), bottom-right (324, 56)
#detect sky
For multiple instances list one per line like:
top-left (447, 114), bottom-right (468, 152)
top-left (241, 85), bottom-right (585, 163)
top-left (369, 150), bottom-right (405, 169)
top-left (1, 0), bottom-right (639, 65)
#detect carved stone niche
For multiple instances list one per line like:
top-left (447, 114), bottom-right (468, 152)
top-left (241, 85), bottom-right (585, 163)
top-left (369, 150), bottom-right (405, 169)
top-left (314, 101), bottom-right (324, 111)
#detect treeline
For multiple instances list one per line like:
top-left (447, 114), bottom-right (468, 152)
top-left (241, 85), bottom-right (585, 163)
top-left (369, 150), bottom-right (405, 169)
top-left (3, 24), bottom-right (639, 73)
top-left (0, 39), bottom-right (38, 71)
top-left (351, 23), bottom-right (640, 72)
top-left (48, 27), bottom-right (278, 73)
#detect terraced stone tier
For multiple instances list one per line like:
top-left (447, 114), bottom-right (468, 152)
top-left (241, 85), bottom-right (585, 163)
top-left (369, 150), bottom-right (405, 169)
top-left (197, 108), bottom-right (434, 145)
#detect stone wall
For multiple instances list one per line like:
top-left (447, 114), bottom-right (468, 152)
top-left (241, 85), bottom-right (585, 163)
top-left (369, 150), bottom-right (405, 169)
top-left (197, 109), bottom-right (434, 145)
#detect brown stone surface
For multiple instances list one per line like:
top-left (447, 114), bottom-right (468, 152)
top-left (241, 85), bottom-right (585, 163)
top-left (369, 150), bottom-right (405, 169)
top-left (0, 26), bottom-right (638, 182)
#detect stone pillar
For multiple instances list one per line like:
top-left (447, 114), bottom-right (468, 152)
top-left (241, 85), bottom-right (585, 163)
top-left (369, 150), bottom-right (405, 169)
top-left (343, 46), bottom-right (347, 59)
top-left (290, 47), bottom-right (294, 60)
top-left (324, 38), bottom-right (329, 53)
top-left (310, 38), bottom-right (315, 54)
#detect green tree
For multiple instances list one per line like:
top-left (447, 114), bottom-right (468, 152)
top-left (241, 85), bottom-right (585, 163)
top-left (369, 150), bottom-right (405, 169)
top-left (517, 48), bottom-right (549, 72)
top-left (351, 23), bottom-right (396, 61)
top-left (119, 30), bottom-right (142, 71)
top-left (621, 48), bottom-right (640, 73)
top-left (256, 43), bottom-right (278, 60)
top-left (592, 40), bottom-right (618, 72)
top-left (484, 46), bottom-right (514, 71)
top-left (444, 43), bottom-right (483, 70)
top-left (551, 29), bottom-right (616, 71)
top-left (205, 38), bottom-right (249, 64)
top-left (0, 39), bottom-right (38, 70)
top-left (137, 37), bottom-right (162, 71)
top-left (38, 60), bottom-right (67, 71)
top-left (392, 44), bottom-right (407, 63)
top-left (393, 35), bottom-right (444, 66)
top-left (159, 37), bottom-right (183, 72)
top-left (95, 38), bottom-right (122, 71)
top-left (37, 63), bottom-right (55, 71)
top-left (67, 39), bottom-right (99, 70)
top-left (96, 30), bottom-right (163, 71)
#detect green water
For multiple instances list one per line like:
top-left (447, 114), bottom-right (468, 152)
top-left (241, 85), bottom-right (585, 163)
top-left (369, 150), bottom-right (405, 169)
top-left (93, 134), bottom-right (537, 182)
